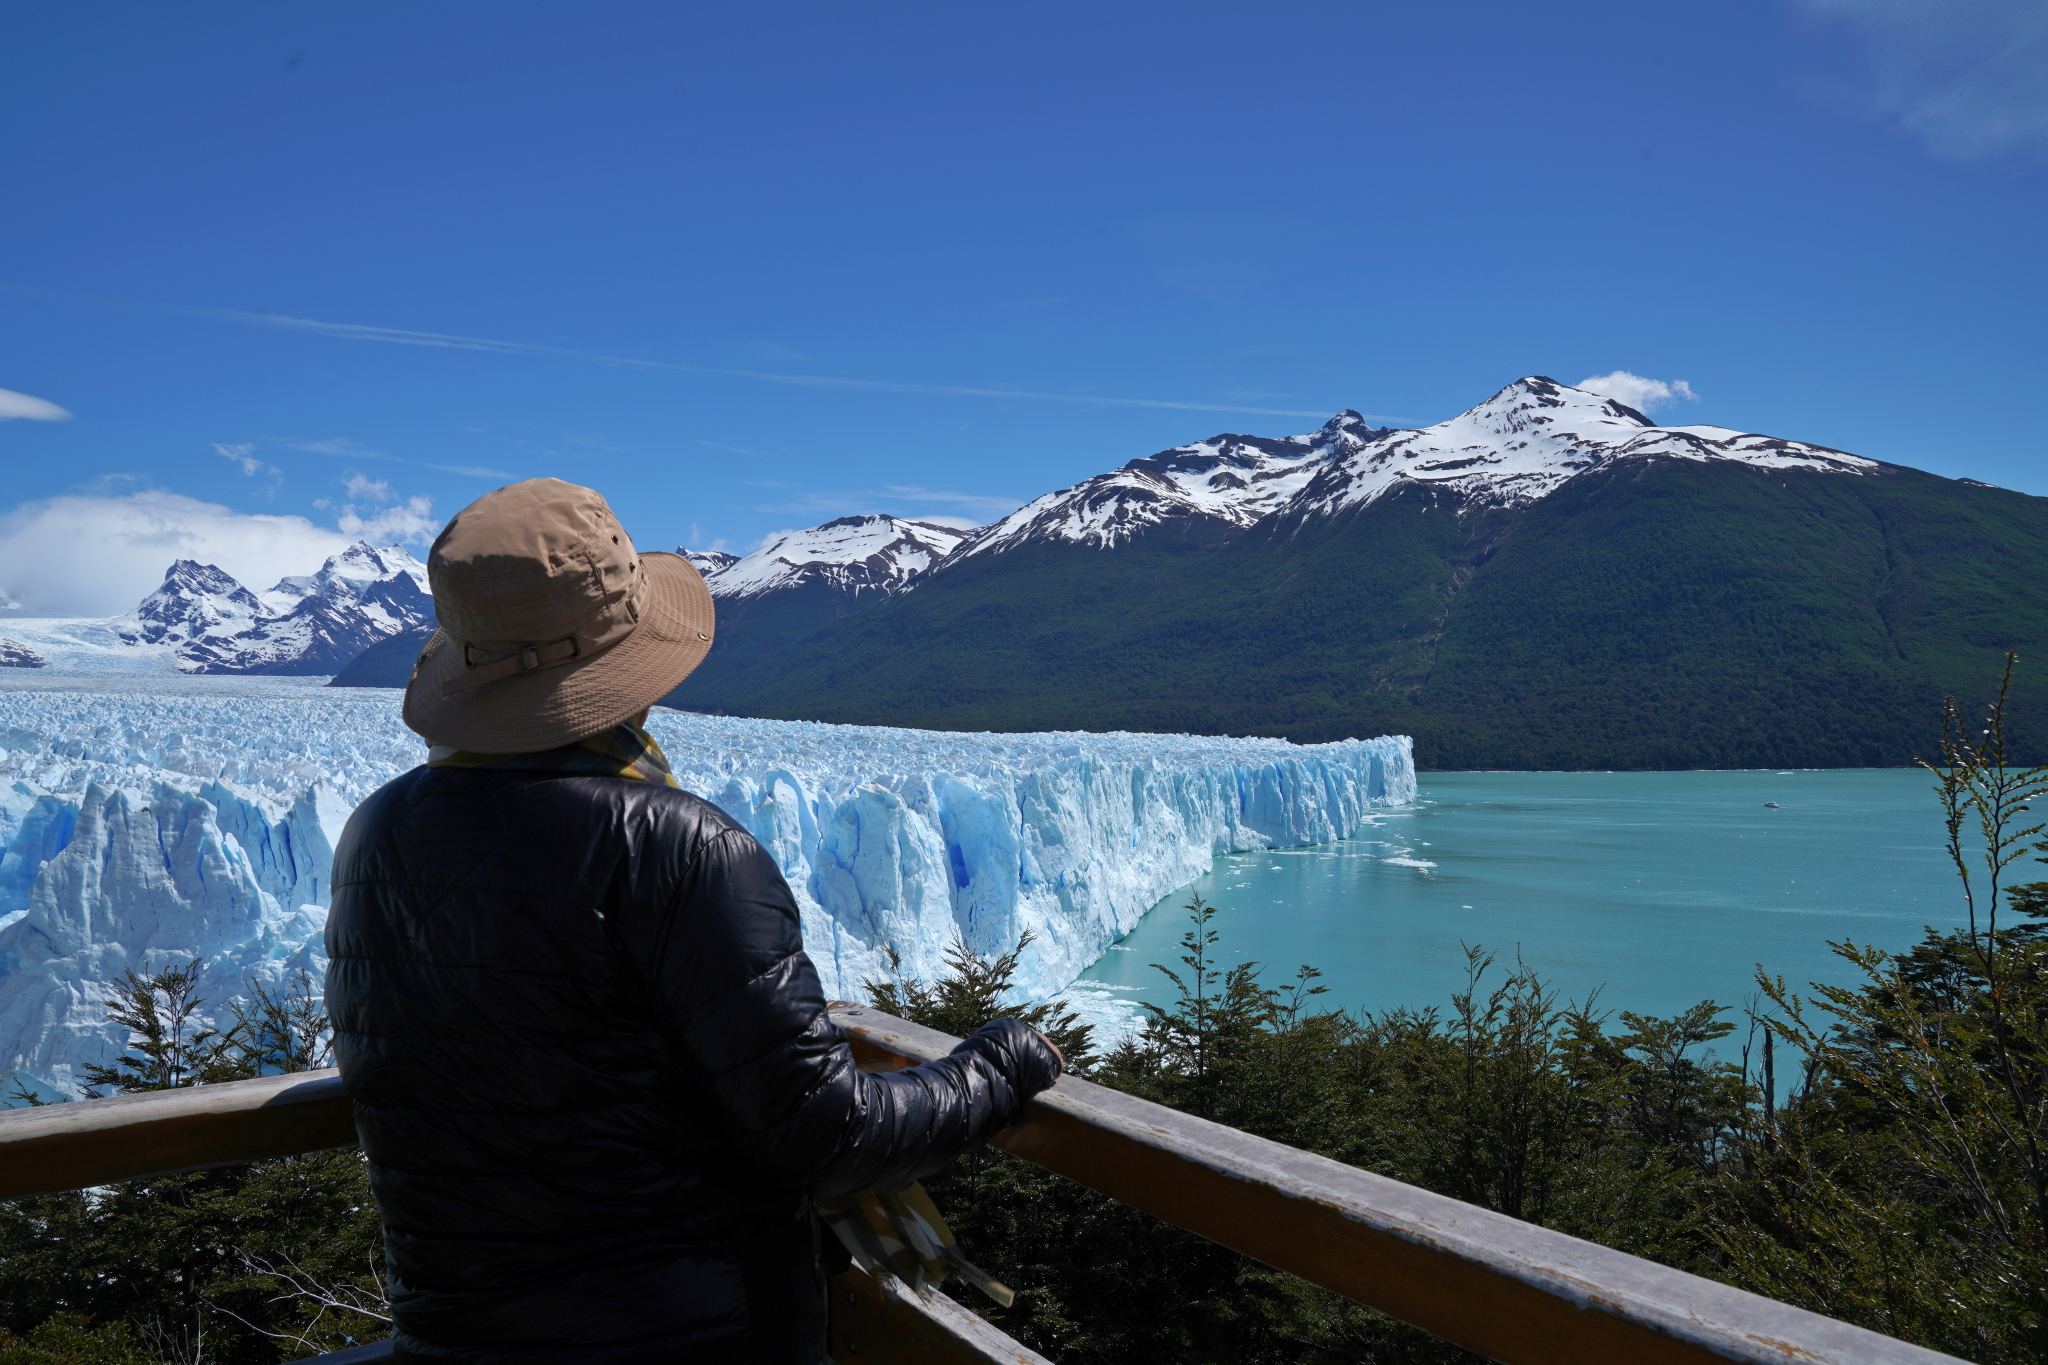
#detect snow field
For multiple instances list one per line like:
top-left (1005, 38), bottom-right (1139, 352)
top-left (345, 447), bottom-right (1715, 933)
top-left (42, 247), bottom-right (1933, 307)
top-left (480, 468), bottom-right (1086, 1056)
top-left (0, 682), bottom-right (1414, 1097)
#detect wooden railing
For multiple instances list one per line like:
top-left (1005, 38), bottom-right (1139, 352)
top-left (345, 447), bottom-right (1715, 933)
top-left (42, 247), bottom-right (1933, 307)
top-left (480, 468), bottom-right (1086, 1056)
top-left (0, 1006), bottom-right (1970, 1365)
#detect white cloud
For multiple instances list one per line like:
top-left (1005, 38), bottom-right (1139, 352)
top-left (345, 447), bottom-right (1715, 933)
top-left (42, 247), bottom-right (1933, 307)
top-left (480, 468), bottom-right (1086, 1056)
top-left (0, 482), bottom-right (444, 616)
top-left (342, 473), bottom-right (393, 503)
top-left (1795, 0), bottom-right (2048, 159)
top-left (0, 388), bottom-right (71, 422)
top-left (0, 491), bottom-right (360, 616)
top-left (1576, 371), bottom-right (1699, 414)
top-left (338, 495), bottom-right (437, 543)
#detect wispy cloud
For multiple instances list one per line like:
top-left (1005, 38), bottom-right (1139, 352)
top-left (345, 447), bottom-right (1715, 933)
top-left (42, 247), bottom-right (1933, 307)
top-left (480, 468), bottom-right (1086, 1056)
top-left (881, 485), bottom-right (1027, 520)
top-left (213, 441), bottom-right (279, 477)
top-left (1577, 371), bottom-right (1699, 414)
top-left (289, 435), bottom-right (395, 460)
top-left (754, 483), bottom-right (1022, 525)
top-left (1794, 0), bottom-right (2048, 159)
top-left (426, 463), bottom-right (514, 479)
top-left (686, 524), bottom-right (730, 554)
top-left (0, 387), bottom-right (71, 421)
top-left (209, 308), bottom-right (1357, 419)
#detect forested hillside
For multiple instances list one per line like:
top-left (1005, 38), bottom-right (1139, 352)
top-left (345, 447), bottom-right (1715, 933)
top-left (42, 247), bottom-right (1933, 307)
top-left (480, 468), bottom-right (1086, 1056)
top-left (674, 459), bottom-right (2048, 768)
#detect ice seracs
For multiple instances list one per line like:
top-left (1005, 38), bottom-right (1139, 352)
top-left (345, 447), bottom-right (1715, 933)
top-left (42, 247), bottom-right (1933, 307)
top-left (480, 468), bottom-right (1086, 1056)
top-left (696, 515), bottom-right (972, 600)
top-left (0, 685), bottom-right (1415, 1098)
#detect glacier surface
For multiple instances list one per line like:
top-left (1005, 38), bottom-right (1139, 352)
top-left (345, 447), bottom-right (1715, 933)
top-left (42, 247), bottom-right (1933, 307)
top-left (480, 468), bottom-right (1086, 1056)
top-left (0, 678), bottom-right (1412, 1098)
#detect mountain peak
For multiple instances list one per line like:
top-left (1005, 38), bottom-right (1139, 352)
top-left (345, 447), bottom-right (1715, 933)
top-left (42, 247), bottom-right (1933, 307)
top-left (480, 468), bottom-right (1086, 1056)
top-left (1290, 377), bottom-right (1877, 520)
top-left (112, 542), bottom-right (433, 673)
top-left (118, 561), bottom-right (266, 646)
top-left (162, 559), bottom-right (249, 594)
top-left (268, 542), bottom-right (428, 605)
top-left (961, 410), bottom-right (1393, 559)
top-left (951, 378), bottom-right (1884, 559)
top-left (1318, 409), bottom-right (1388, 443)
top-left (1466, 376), bottom-right (1657, 429)
top-left (682, 548), bottom-right (740, 578)
top-left (702, 514), bottom-right (971, 600)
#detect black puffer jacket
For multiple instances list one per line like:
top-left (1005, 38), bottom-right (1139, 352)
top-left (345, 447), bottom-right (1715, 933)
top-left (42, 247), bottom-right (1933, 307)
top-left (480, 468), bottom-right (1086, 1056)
top-left (325, 763), bottom-right (1061, 1364)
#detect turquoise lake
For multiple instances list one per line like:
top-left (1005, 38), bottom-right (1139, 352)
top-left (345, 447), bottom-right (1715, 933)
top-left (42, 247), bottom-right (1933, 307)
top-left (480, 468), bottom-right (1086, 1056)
top-left (1074, 769), bottom-right (1971, 1026)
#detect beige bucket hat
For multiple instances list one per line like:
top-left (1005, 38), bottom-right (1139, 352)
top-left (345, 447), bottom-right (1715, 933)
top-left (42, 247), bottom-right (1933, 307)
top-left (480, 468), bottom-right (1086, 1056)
top-left (402, 478), bottom-right (715, 752)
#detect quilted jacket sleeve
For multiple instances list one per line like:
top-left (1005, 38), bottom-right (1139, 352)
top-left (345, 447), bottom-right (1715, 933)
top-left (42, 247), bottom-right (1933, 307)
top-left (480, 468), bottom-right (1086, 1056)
top-left (643, 822), bottom-right (1062, 1196)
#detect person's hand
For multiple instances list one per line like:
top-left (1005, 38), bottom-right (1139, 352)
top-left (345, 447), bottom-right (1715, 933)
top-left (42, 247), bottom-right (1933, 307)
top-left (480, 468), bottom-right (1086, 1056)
top-left (1037, 1029), bottom-right (1063, 1069)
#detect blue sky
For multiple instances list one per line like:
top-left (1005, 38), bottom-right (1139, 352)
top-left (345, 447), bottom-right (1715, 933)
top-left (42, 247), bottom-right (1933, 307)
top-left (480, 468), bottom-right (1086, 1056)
top-left (2, 0), bottom-right (2043, 615)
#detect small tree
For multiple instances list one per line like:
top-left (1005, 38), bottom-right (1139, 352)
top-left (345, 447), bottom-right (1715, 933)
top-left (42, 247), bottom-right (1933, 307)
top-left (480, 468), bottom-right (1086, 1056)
top-left (226, 971), bottom-right (332, 1076)
top-left (78, 960), bottom-right (240, 1096)
top-left (1, 966), bottom-right (387, 1363)
top-left (864, 930), bottom-right (1095, 1070)
top-left (1712, 654), bottom-right (2048, 1360)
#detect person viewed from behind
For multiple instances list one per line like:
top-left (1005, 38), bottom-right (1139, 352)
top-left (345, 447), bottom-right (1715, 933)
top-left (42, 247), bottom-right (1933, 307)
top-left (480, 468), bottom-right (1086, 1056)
top-left (325, 478), bottom-right (1062, 1364)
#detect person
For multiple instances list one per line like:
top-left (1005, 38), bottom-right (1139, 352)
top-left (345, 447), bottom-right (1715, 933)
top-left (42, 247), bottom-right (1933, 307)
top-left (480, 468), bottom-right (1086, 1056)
top-left (325, 478), bottom-right (1063, 1364)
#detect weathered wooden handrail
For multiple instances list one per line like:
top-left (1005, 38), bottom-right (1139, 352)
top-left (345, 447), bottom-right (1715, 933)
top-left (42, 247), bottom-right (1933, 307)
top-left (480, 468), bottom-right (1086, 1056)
top-left (0, 1069), bottom-right (356, 1198)
top-left (830, 1006), bottom-right (1968, 1365)
top-left (0, 1010), bottom-right (1970, 1365)
top-left (0, 1062), bottom-right (1047, 1365)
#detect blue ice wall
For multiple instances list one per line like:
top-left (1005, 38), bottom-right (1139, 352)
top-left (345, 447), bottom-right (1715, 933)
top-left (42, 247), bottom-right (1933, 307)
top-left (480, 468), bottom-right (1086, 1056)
top-left (0, 687), bottom-right (1413, 1096)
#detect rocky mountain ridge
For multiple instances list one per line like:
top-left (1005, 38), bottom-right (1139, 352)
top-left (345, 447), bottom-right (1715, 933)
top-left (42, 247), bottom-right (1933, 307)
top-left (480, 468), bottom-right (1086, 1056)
top-left (689, 515), bottom-right (970, 601)
top-left (678, 377), bottom-right (1885, 597)
top-left (115, 542), bottom-right (432, 675)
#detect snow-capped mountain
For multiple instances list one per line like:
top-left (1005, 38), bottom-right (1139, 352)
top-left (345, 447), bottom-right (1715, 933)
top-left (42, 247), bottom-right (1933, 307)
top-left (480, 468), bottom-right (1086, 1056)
top-left (698, 515), bottom-right (971, 600)
top-left (117, 560), bottom-right (271, 650)
top-left (258, 541), bottom-right (429, 614)
top-left (951, 379), bottom-right (1877, 559)
top-left (957, 410), bottom-right (1387, 558)
top-left (683, 549), bottom-right (739, 578)
top-left (198, 544), bottom-right (433, 675)
top-left (0, 640), bottom-right (47, 669)
top-left (1287, 376), bottom-right (1878, 520)
top-left (114, 543), bottom-right (433, 675)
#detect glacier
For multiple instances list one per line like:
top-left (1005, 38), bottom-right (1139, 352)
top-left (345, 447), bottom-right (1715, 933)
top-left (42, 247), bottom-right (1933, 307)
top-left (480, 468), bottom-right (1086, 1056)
top-left (0, 678), bottom-right (1413, 1098)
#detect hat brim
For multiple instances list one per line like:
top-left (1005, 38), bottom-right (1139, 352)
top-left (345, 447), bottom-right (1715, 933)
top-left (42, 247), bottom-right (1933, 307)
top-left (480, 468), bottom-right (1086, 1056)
top-left (402, 550), bottom-right (715, 752)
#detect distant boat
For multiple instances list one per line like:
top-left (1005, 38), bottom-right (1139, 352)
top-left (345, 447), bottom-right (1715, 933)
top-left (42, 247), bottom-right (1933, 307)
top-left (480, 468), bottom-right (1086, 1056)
top-left (1764, 801), bottom-right (1779, 808)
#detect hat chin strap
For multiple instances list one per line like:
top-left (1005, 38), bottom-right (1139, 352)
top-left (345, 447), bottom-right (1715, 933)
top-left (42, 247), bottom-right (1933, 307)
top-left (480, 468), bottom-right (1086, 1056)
top-left (440, 590), bottom-right (643, 697)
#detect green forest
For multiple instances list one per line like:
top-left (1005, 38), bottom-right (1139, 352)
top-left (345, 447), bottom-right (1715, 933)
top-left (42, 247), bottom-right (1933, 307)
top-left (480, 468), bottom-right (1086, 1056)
top-left (7, 682), bottom-right (2047, 1363)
